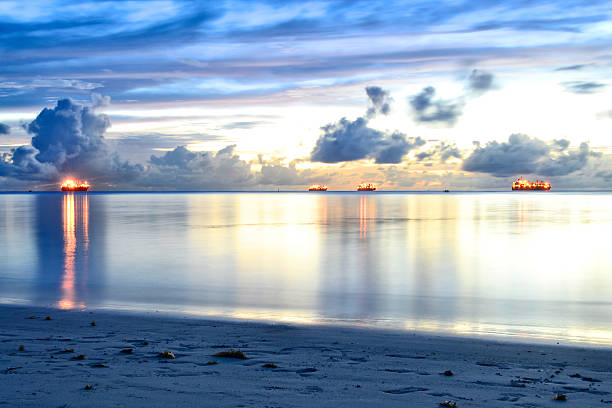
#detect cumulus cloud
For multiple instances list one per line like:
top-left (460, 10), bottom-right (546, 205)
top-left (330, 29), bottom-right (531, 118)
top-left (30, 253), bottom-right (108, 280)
top-left (311, 87), bottom-right (423, 164)
top-left (0, 98), bottom-right (142, 184)
top-left (0, 123), bottom-right (9, 134)
top-left (416, 142), bottom-right (462, 163)
top-left (0, 97), bottom-right (322, 190)
top-left (256, 156), bottom-right (316, 186)
top-left (409, 86), bottom-right (463, 126)
top-left (562, 81), bottom-right (606, 94)
top-left (462, 133), bottom-right (599, 177)
top-left (145, 145), bottom-right (253, 189)
top-left (375, 133), bottom-right (425, 164)
top-left (27, 98), bottom-right (109, 165)
top-left (91, 93), bottom-right (111, 108)
top-left (365, 86), bottom-right (391, 118)
top-left (468, 69), bottom-right (494, 92)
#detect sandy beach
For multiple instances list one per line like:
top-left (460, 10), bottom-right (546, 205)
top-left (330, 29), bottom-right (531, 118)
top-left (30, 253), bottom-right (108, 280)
top-left (2, 305), bottom-right (612, 407)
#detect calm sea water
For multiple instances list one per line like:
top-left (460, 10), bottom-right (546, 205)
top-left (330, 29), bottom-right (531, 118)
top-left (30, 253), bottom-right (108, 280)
top-left (1, 191), bottom-right (611, 344)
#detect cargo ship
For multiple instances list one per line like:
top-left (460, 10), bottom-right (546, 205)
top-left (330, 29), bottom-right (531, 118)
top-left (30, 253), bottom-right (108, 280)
top-left (308, 184), bottom-right (328, 191)
top-left (357, 183), bottom-right (376, 191)
top-left (512, 177), bottom-right (550, 191)
top-left (61, 179), bottom-right (90, 192)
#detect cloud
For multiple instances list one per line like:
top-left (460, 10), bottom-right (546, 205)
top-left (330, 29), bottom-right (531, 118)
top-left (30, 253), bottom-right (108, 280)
top-left (375, 133), bottom-right (425, 164)
top-left (462, 133), bottom-right (599, 177)
top-left (0, 123), bottom-right (9, 135)
top-left (415, 142), bottom-right (462, 163)
top-left (256, 156), bottom-right (315, 186)
top-left (91, 93), bottom-right (111, 108)
top-left (0, 97), bottom-right (324, 190)
top-left (562, 81), bottom-right (606, 94)
top-left (365, 86), bottom-right (391, 117)
top-left (145, 145), bottom-right (253, 189)
top-left (27, 98), bottom-right (109, 166)
top-left (409, 86), bottom-right (463, 126)
top-left (0, 98), bottom-right (142, 184)
top-left (555, 64), bottom-right (588, 71)
top-left (311, 87), bottom-right (423, 164)
top-left (467, 69), bottom-right (494, 93)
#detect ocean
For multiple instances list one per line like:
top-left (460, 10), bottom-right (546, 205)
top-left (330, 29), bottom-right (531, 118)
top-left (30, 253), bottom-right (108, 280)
top-left (1, 191), bottom-right (610, 344)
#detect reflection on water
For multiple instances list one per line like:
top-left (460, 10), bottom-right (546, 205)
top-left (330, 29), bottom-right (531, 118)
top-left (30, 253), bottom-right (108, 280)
top-left (1, 191), bottom-right (612, 344)
top-left (58, 193), bottom-right (89, 309)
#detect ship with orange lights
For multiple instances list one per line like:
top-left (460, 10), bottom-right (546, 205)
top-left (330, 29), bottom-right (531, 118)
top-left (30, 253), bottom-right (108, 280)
top-left (357, 183), bottom-right (376, 191)
top-left (512, 177), bottom-right (550, 191)
top-left (308, 184), bottom-right (328, 191)
top-left (61, 179), bottom-right (90, 192)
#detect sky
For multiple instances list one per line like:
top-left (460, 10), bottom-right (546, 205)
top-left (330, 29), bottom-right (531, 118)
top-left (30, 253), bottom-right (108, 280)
top-left (0, 0), bottom-right (611, 190)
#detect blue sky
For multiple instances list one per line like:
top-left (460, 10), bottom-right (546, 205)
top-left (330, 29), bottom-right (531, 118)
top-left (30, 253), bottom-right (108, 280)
top-left (0, 0), bottom-right (611, 189)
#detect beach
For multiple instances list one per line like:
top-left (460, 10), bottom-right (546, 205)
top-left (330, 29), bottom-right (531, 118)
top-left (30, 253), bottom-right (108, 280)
top-left (2, 305), bottom-right (612, 407)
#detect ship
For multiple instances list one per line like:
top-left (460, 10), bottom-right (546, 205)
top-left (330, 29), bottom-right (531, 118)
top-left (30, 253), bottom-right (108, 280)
top-left (308, 184), bottom-right (328, 191)
top-left (61, 179), bottom-right (90, 192)
top-left (357, 183), bottom-right (376, 191)
top-left (512, 177), bottom-right (550, 191)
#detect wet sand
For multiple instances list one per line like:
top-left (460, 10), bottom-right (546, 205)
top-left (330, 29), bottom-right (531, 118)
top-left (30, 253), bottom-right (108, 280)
top-left (2, 304), bottom-right (612, 407)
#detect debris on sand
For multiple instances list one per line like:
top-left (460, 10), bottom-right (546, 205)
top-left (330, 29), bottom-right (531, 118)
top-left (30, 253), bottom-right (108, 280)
top-left (157, 350), bottom-right (176, 359)
top-left (213, 349), bottom-right (249, 360)
top-left (440, 401), bottom-right (457, 407)
top-left (120, 348), bottom-right (133, 354)
top-left (262, 363), bottom-right (278, 368)
top-left (553, 393), bottom-right (567, 401)
top-left (443, 370), bottom-right (454, 376)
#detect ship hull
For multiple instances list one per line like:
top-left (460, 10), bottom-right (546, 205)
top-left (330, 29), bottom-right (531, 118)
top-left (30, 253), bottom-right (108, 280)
top-left (357, 188), bottom-right (376, 191)
top-left (308, 188), bottom-right (328, 191)
top-left (61, 186), bottom-right (90, 192)
top-left (511, 186), bottom-right (550, 191)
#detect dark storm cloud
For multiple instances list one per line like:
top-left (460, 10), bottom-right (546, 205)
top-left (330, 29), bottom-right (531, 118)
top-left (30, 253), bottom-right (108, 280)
top-left (462, 133), bottom-right (599, 177)
top-left (0, 123), bottom-right (9, 134)
top-left (311, 87), bottom-right (423, 164)
top-left (409, 86), bottom-right (463, 126)
top-left (467, 69), bottom-right (494, 92)
top-left (562, 81), bottom-right (606, 94)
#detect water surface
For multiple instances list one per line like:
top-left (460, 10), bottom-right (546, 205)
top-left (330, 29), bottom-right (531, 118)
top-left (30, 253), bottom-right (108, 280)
top-left (1, 191), bottom-right (611, 344)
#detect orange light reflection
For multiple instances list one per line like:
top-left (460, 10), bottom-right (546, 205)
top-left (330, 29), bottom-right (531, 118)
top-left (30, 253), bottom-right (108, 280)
top-left (58, 193), bottom-right (88, 309)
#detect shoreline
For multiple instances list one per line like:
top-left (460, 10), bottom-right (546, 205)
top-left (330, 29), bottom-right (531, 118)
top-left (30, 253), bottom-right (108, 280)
top-left (2, 304), bottom-right (612, 407)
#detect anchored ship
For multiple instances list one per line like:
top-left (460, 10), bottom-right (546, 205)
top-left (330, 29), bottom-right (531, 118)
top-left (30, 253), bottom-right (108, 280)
top-left (512, 177), bottom-right (550, 191)
top-left (357, 183), bottom-right (376, 191)
top-left (308, 184), bottom-right (328, 191)
top-left (61, 179), bottom-right (90, 192)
